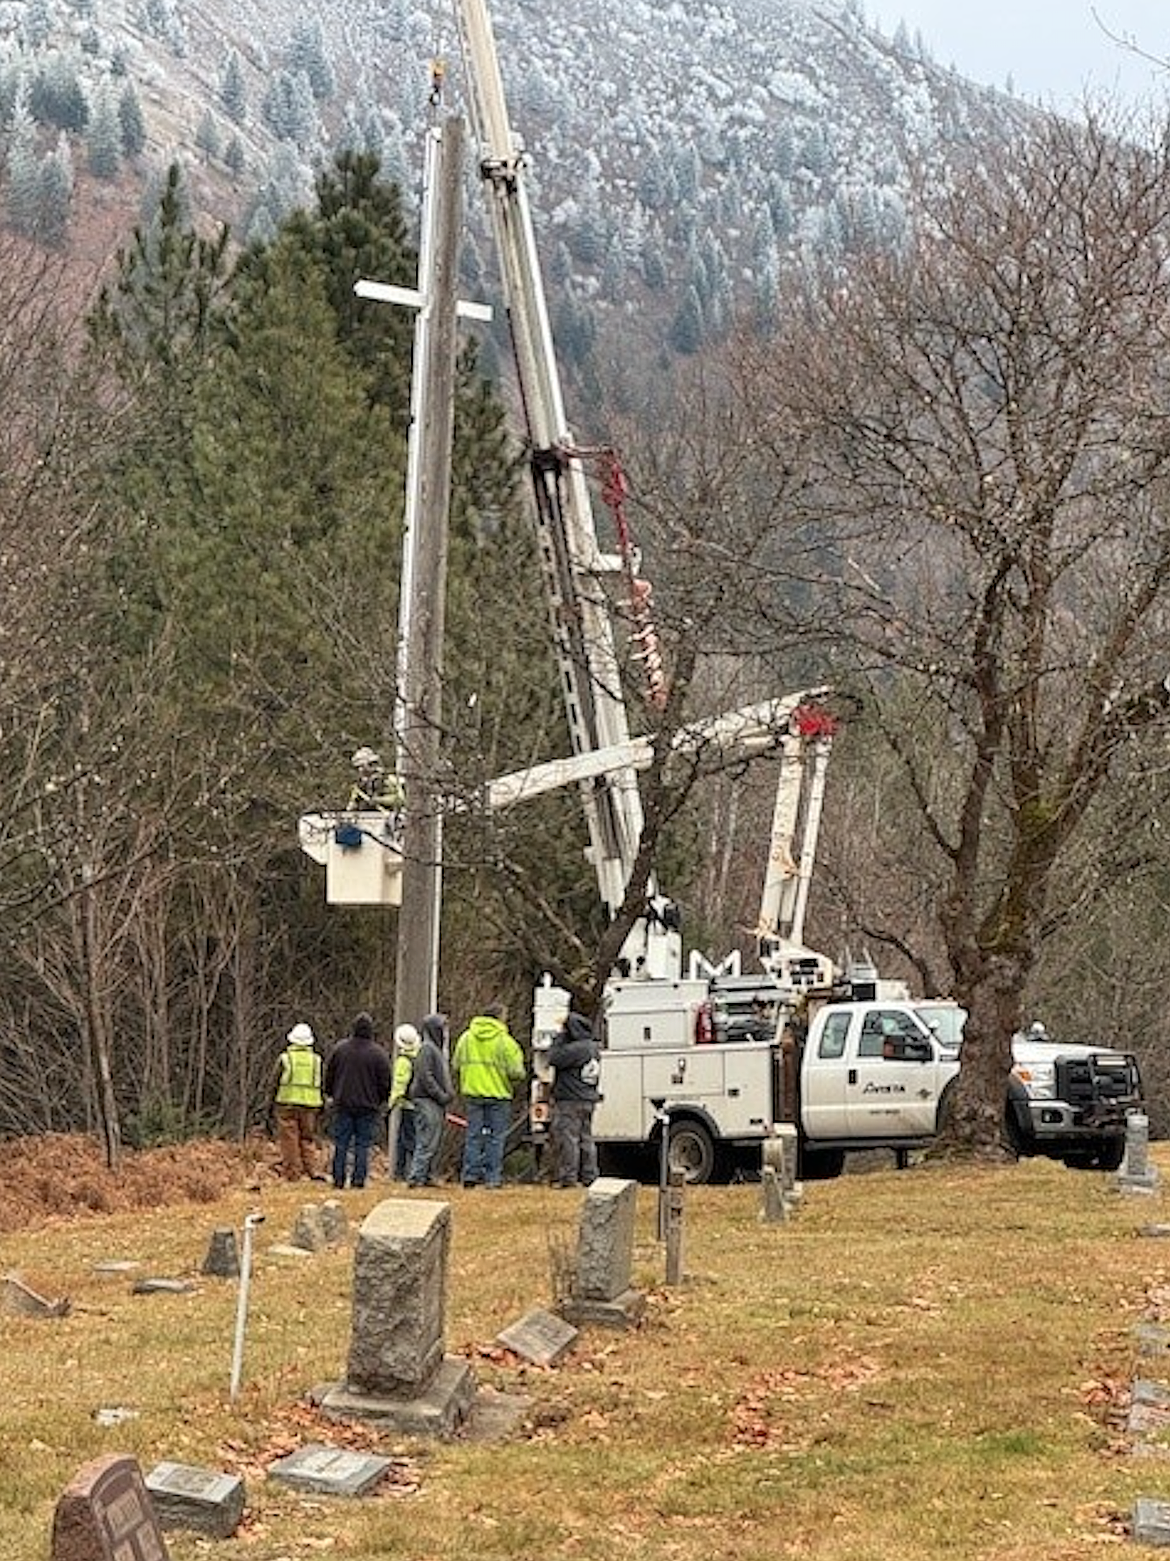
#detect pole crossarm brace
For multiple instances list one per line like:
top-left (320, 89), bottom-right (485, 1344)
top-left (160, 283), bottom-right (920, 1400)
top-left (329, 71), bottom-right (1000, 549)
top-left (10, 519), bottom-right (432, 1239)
top-left (354, 277), bottom-right (493, 322)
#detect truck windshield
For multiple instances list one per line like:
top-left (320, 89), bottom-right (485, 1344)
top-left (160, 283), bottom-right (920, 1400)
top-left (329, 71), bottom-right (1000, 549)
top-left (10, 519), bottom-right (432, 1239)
top-left (915, 1004), bottom-right (966, 1050)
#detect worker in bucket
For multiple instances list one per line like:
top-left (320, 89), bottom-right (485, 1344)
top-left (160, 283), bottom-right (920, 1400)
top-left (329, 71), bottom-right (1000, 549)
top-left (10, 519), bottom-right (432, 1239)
top-left (347, 746), bottom-right (405, 812)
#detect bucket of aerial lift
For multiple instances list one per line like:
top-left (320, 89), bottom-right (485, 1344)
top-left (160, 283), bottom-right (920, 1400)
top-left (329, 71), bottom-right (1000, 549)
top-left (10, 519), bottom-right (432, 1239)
top-left (297, 811), bottom-right (404, 907)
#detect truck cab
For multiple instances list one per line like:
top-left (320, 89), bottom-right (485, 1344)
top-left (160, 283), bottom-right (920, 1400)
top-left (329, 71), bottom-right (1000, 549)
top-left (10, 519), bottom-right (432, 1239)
top-left (803, 1000), bottom-right (1143, 1173)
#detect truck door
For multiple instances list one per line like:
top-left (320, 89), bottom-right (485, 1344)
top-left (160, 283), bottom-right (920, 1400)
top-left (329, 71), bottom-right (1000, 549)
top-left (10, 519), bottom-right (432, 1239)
top-left (846, 1009), bottom-right (941, 1138)
top-left (800, 1007), bottom-right (855, 1138)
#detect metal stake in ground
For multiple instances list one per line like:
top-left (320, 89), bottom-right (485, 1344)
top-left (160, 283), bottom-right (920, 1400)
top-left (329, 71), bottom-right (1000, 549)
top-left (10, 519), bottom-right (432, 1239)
top-left (229, 1212), bottom-right (265, 1401)
top-left (653, 1098), bottom-right (673, 1239)
top-left (664, 1169), bottom-right (686, 1284)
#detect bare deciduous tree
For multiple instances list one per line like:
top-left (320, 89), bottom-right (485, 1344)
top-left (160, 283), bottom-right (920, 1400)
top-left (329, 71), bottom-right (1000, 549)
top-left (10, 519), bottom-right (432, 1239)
top-left (710, 109), bottom-right (1170, 1156)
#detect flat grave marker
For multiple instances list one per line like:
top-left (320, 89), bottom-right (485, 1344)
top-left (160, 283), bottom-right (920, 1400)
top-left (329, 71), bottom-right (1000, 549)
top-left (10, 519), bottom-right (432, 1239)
top-left (268, 1443), bottom-right (392, 1498)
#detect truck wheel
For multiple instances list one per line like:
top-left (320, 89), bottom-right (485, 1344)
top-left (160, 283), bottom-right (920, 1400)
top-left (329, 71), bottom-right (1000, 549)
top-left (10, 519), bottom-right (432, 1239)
top-left (799, 1146), bottom-right (845, 1180)
top-left (667, 1120), bottom-right (717, 1184)
top-left (1094, 1138), bottom-right (1126, 1172)
top-left (597, 1144), bottom-right (647, 1181)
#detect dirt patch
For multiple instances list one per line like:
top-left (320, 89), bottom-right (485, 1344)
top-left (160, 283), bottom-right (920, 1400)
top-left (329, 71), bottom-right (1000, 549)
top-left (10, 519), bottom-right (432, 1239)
top-left (0, 1133), bottom-right (272, 1235)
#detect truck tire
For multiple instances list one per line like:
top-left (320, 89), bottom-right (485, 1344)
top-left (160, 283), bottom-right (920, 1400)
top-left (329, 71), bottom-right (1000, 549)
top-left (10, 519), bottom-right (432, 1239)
top-left (799, 1146), bottom-right (846, 1180)
top-left (1003, 1082), bottom-right (1032, 1157)
top-left (596, 1143), bottom-right (648, 1180)
top-left (1095, 1138), bottom-right (1126, 1172)
top-left (1063, 1139), bottom-right (1125, 1172)
top-left (667, 1119), bottom-right (717, 1185)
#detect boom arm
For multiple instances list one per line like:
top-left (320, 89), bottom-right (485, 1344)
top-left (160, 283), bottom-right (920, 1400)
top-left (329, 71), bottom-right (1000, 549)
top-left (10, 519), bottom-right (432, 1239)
top-left (453, 0), bottom-right (646, 927)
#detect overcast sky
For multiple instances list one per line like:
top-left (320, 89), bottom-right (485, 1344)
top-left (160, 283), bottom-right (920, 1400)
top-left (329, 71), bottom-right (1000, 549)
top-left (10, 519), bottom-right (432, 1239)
top-left (865, 1), bottom-right (1169, 109)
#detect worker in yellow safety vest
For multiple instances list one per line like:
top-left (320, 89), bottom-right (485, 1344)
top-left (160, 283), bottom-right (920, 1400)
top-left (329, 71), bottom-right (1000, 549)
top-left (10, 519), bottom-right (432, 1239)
top-left (274, 1022), bottom-right (326, 1181)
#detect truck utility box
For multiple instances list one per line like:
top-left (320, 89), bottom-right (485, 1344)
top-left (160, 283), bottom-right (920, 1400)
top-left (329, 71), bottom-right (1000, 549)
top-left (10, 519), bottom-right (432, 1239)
top-left (604, 978), bottom-right (709, 1049)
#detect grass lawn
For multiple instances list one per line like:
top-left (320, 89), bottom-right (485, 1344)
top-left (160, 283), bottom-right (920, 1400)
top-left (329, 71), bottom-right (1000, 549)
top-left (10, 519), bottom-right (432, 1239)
top-left (2, 1148), bottom-right (1165, 1560)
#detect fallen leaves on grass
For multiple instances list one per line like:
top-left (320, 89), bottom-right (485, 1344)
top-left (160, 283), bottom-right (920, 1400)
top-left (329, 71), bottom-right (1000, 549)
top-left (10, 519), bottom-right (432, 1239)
top-left (730, 1356), bottom-right (882, 1448)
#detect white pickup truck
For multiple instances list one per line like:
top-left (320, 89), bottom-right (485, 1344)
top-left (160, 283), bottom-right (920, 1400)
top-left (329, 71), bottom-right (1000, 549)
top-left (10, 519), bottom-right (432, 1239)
top-left (591, 992), bottom-right (1143, 1182)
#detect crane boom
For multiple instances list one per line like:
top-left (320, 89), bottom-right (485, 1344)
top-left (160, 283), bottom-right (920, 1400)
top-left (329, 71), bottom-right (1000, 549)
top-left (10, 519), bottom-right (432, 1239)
top-left (452, 0), bottom-right (648, 932)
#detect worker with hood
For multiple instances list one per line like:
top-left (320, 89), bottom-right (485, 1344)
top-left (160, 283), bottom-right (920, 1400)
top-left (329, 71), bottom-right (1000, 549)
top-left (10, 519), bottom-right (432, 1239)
top-left (274, 1022), bottom-right (325, 1181)
top-left (407, 1014), bottom-right (455, 1187)
top-left (546, 1010), bottom-right (601, 1189)
top-left (324, 1011), bottom-right (391, 1189)
top-left (388, 1023), bottom-right (422, 1180)
top-left (452, 1004), bottom-right (525, 1188)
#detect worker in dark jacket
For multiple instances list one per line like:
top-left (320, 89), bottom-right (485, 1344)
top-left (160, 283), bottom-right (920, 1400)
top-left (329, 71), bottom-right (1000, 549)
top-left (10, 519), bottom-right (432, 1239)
top-left (407, 1013), bottom-right (455, 1187)
top-left (547, 1011), bottom-right (601, 1189)
top-left (324, 1011), bottom-right (391, 1189)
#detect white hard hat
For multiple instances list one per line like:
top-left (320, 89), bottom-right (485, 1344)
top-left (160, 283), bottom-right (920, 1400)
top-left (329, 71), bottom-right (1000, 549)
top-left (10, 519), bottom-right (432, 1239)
top-left (287, 1022), bottom-right (316, 1046)
top-left (395, 1023), bottom-right (421, 1053)
top-left (352, 746), bottom-right (382, 769)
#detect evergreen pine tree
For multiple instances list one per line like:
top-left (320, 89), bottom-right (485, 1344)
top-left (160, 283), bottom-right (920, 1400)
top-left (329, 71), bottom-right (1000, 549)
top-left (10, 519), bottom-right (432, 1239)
top-left (5, 87), bottom-right (42, 236)
top-left (23, 0), bottom-right (52, 50)
top-left (36, 133), bottom-right (74, 248)
top-left (87, 88), bottom-right (121, 179)
top-left (219, 49), bottom-right (246, 125)
top-left (195, 109), bottom-right (221, 162)
top-left (118, 83), bottom-right (146, 156)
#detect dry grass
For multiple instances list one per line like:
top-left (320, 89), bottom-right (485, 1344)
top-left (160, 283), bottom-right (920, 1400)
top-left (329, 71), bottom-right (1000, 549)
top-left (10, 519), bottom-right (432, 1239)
top-left (1, 1144), bottom-right (1167, 1561)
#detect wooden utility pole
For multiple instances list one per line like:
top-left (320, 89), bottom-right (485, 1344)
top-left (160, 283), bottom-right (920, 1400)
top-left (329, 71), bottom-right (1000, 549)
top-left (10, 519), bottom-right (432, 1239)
top-left (392, 113), bottom-right (465, 1029)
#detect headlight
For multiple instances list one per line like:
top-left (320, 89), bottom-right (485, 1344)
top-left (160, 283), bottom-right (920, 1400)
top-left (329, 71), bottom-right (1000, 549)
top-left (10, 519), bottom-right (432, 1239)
top-left (1013, 1061), bottom-right (1056, 1099)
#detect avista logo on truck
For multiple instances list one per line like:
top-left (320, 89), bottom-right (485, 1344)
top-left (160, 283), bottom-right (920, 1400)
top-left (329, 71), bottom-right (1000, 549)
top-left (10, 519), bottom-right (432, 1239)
top-left (583, 994), bottom-right (1143, 1185)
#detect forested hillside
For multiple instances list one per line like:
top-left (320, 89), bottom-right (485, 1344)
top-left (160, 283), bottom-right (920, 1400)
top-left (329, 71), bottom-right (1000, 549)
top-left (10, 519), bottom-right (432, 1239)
top-left (0, 0), bottom-right (1026, 366)
top-left (0, 0), bottom-right (1167, 1158)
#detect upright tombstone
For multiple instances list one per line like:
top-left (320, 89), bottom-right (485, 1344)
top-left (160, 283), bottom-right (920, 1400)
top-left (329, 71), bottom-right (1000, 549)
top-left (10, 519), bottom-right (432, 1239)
top-left (560, 1177), bottom-right (645, 1329)
top-left (52, 1454), bottom-right (169, 1561)
top-left (320, 1198), bottom-right (475, 1437)
top-left (774, 1123), bottom-right (801, 1204)
top-left (289, 1205), bottom-right (329, 1252)
top-left (200, 1229), bottom-right (240, 1279)
top-left (1118, 1114), bottom-right (1160, 1195)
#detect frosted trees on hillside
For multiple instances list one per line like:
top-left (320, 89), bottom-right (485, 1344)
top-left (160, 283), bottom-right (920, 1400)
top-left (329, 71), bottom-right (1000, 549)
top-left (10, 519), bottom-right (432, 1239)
top-left (86, 85), bottom-right (121, 178)
top-left (219, 49), bottom-right (246, 126)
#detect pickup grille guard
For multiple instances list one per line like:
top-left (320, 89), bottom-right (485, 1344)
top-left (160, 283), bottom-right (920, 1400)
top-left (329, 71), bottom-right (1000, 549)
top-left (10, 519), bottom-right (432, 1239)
top-left (1055, 1054), bottom-right (1143, 1125)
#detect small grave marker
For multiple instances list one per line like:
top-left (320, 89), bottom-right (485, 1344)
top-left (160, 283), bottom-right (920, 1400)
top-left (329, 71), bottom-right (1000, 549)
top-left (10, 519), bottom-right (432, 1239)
top-left (1134, 1497), bottom-right (1170, 1546)
top-left (268, 1444), bottom-right (391, 1498)
top-left (497, 1308), bottom-right (578, 1367)
top-left (200, 1229), bottom-right (240, 1279)
top-left (3, 1271), bottom-right (70, 1317)
top-left (290, 1205), bottom-right (328, 1252)
top-left (51, 1454), bottom-right (169, 1561)
top-left (144, 1462), bottom-right (245, 1538)
top-left (131, 1278), bottom-right (196, 1296)
top-left (1129, 1380), bottom-right (1170, 1437)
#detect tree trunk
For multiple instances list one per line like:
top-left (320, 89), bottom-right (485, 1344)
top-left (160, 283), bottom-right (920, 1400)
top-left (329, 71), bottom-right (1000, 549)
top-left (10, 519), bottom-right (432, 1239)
top-left (933, 952), bottom-right (1023, 1162)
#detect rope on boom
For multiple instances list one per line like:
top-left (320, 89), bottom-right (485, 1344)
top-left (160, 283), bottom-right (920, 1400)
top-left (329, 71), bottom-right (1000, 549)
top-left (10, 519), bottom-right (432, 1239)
top-left (565, 443), bottom-right (668, 710)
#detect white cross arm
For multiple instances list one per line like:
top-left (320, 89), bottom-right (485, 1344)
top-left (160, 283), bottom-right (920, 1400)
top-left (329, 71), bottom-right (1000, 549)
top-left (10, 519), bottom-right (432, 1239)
top-left (354, 277), bottom-right (493, 322)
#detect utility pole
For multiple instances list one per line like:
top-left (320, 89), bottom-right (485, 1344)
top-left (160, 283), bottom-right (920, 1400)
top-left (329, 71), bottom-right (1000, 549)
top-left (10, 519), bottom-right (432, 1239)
top-left (356, 106), bottom-right (476, 1028)
top-left (394, 111), bottom-right (463, 1027)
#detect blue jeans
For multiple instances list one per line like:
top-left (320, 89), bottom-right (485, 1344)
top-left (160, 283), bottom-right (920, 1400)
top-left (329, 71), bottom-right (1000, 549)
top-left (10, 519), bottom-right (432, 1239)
top-left (409, 1098), bottom-right (444, 1185)
top-left (393, 1107), bottom-right (417, 1179)
top-left (461, 1097), bottom-right (512, 1187)
top-left (332, 1108), bottom-right (378, 1188)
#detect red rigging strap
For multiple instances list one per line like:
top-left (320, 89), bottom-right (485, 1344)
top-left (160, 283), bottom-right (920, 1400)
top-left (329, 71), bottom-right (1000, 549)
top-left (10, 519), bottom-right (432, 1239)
top-left (792, 703), bottom-right (838, 739)
top-left (562, 442), bottom-right (669, 710)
